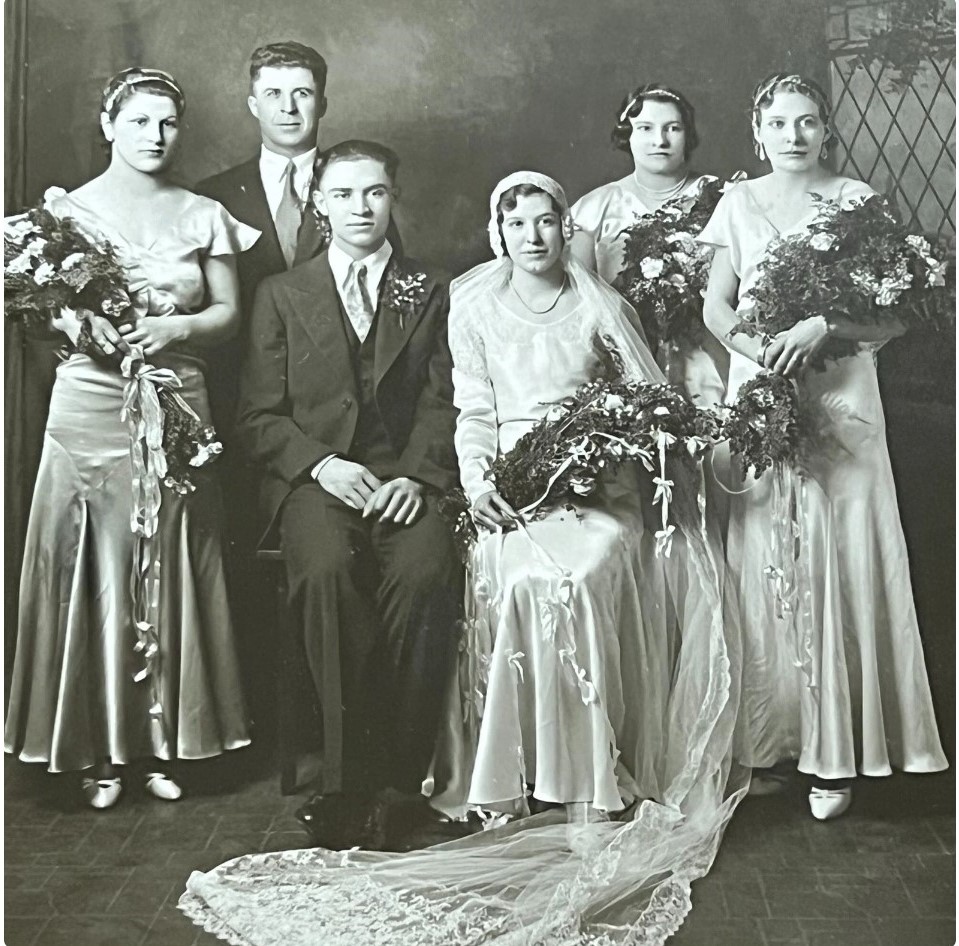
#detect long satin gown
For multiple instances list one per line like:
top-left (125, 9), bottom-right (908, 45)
top-left (4, 189), bottom-right (257, 772)
top-left (572, 172), bottom-right (728, 408)
top-left (698, 179), bottom-right (948, 778)
top-left (429, 284), bottom-right (713, 817)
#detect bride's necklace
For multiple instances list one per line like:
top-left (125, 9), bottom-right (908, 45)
top-left (509, 275), bottom-right (568, 315)
top-left (632, 173), bottom-right (690, 205)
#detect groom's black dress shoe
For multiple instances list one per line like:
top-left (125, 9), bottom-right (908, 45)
top-left (295, 792), bottom-right (389, 851)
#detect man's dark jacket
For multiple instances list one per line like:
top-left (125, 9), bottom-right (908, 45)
top-left (235, 249), bottom-right (457, 545)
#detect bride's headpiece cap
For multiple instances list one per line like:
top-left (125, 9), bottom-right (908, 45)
top-left (102, 68), bottom-right (186, 116)
top-left (487, 170), bottom-right (572, 257)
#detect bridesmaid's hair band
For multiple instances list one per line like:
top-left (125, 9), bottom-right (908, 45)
top-left (611, 83), bottom-right (699, 159)
top-left (750, 72), bottom-right (835, 152)
top-left (102, 68), bottom-right (186, 118)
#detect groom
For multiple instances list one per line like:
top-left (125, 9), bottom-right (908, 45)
top-left (236, 140), bottom-right (460, 848)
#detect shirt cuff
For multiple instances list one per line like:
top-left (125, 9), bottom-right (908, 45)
top-left (311, 455), bottom-right (338, 480)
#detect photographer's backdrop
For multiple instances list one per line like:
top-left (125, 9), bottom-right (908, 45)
top-left (4, 0), bottom-right (954, 751)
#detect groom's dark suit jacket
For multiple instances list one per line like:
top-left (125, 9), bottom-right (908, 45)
top-left (235, 250), bottom-right (457, 546)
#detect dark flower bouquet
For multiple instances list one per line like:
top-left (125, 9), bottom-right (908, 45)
top-left (733, 192), bottom-right (955, 365)
top-left (4, 194), bottom-right (221, 495)
top-left (614, 173), bottom-right (745, 352)
top-left (440, 337), bottom-right (720, 560)
top-left (717, 373), bottom-right (804, 476)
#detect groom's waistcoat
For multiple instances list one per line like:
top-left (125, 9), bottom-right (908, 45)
top-left (337, 303), bottom-right (399, 481)
top-left (236, 250), bottom-right (457, 545)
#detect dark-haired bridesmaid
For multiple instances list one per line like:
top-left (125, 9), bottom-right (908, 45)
top-left (571, 83), bottom-right (728, 406)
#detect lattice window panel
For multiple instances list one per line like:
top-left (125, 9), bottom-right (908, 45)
top-left (827, 4), bottom-right (956, 239)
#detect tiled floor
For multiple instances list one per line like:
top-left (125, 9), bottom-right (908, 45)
top-left (4, 748), bottom-right (954, 946)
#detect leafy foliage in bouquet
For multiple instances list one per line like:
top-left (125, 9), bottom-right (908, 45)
top-left (439, 336), bottom-right (719, 559)
top-left (4, 203), bottom-right (134, 332)
top-left (718, 373), bottom-right (804, 476)
top-left (157, 388), bottom-right (223, 495)
top-left (613, 175), bottom-right (740, 350)
top-left (734, 193), bottom-right (954, 366)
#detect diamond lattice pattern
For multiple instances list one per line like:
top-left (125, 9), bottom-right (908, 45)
top-left (831, 53), bottom-right (956, 239)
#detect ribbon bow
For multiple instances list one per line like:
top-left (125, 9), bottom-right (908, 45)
top-left (120, 351), bottom-right (185, 538)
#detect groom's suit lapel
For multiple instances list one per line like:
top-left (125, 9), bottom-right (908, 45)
top-left (373, 257), bottom-right (432, 387)
top-left (287, 254), bottom-right (353, 378)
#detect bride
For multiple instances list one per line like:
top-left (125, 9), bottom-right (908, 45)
top-left (180, 172), bottom-right (744, 946)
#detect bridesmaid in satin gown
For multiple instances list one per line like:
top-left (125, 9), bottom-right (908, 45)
top-left (4, 68), bottom-right (256, 808)
top-left (570, 82), bottom-right (728, 407)
top-left (699, 73), bottom-right (947, 820)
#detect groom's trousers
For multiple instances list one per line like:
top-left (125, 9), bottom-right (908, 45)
top-left (279, 482), bottom-right (460, 796)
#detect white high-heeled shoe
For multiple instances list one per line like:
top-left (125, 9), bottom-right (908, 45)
top-left (81, 776), bottom-right (123, 810)
top-left (808, 785), bottom-right (852, 820)
top-left (145, 772), bottom-right (183, 801)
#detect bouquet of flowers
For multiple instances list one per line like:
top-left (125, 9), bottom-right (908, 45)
top-left (614, 173), bottom-right (745, 352)
top-left (4, 203), bottom-right (134, 333)
top-left (4, 195), bottom-right (221, 496)
top-left (717, 373), bottom-right (804, 476)
top-left (440, 336), bottom-right (719, 560)
top-left (733, 192), bottom-right (954, 365)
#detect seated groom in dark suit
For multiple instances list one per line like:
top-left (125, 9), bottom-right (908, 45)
top-left (236, 140), bottom-right (460, 848)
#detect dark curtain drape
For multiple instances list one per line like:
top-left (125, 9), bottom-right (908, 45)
top-left (4, 0), bottom-right (61, 687)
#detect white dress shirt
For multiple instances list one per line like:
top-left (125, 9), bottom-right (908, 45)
top-left (326, 239), bottom-right (393, 325)
top-left (259, 146), bottom-right (316, 220)
top-left (311, 239), bottom-right (394, 482)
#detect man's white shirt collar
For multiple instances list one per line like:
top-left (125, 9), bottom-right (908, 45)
top-left (328, 240), bottom-right (394, 308)
top-left (258, 146), bottom-right (316, 217)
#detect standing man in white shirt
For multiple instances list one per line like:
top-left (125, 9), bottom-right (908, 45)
top-left (236, 141), bottom-right (459, 848)
top-left (195, 42), bottom-right (331, 754)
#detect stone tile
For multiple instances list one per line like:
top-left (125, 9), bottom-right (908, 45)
top-left (146, 905), bottom-right (211, 945)
top-left (811, 875), bottom-right (916, 919)
top-left (3, 917), bottom-right (49, 946)
top-left (872, 917), bottom-right (956, 946)
top-left (4, 867), bottom-right (57, 891)
top-left (670, 918), bottom-right (765, 945)
top-left (761, 877), bottom-right (870, 919)
top-left (756, 917), bottom-right (804, 944)
top-left (897, 872), bottom-right (955, 918)
top-left (259, 830), bottom-right (312, 853)
top-left (723, 874), bottom-right (770, 918)
top-left (36, 916), bottom-right (152, 946)
top-left (43, 868), bottom-right (133, 915)
top-left (688, 877), bottom-right (727, 918)
top-left (800, 918), bottom-right (880, 945)
top-left (106, 876), bottom-right (178, 916)
top-left (4, 887), bottom-right (55, 917)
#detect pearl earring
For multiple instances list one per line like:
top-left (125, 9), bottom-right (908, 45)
top-left (754, 141), bottom-right (767, 161)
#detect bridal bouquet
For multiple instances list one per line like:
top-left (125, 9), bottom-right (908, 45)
top-left (614, 173), bottom-right (745, 351)
top-left (440, 337), bottom-right (719, 560)
top-left (733, 192), bottom-right (955, 365)
top-left (4, 196), bottom-right (221, 496)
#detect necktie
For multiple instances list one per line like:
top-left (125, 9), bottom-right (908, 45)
top-left (344, 262), bottom-right (375, 343)
top-left (275, 159), bottom-right (301, 269)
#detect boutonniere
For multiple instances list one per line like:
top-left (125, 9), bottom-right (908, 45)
top-left (383, 262), bottom-right (429, 330)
